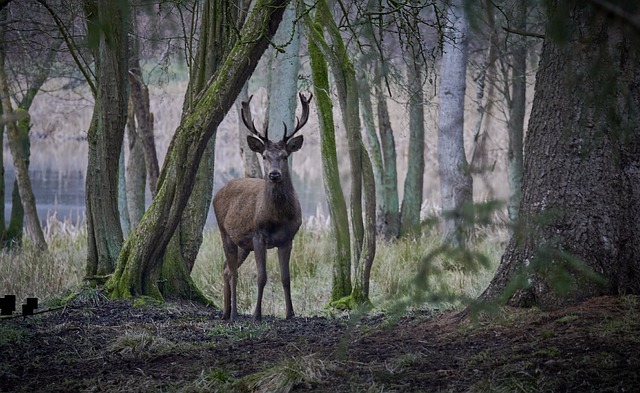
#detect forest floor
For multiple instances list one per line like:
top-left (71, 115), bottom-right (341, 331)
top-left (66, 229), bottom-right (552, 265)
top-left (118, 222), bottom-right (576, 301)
top-left (1, 292), bottom-right (639, 392)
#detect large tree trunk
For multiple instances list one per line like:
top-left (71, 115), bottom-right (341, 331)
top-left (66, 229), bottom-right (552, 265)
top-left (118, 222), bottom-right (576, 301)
top-left (438, 0), bottom-right (473, 246)
top-left (84, 0), bottom-right (129, 276)
top-left (106, 0), bottom-right (290, 299)
top-left (308, 16), bottom-right (352, 301)
top-left (480, 1), bottom-right (640, 308)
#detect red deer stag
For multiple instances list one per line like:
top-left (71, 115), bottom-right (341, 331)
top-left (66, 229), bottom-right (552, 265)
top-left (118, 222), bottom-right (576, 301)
top-left (213, 93), bottom-right (312, 321)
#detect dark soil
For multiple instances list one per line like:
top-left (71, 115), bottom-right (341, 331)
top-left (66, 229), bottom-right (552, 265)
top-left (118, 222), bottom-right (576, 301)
top-left (1, 293), bottom-right (639, 392)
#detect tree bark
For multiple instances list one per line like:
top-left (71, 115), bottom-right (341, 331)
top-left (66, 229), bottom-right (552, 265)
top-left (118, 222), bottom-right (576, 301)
top-left (84, 0), bottom-right (129, 276)
top-left (106, 0), bottom-right (290, 299)
top-left (480, 1), bottom-right (640, 308)
top-left (438, 0), bottom-right (473, 246)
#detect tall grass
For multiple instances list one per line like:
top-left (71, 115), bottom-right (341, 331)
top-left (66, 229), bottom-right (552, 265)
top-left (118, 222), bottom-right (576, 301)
top-left (1, 210), bottom-right (505, 316)
top-left (192, 218), bottom-right (506, 317)
top-left (0, 214), bottom-right (86, 303)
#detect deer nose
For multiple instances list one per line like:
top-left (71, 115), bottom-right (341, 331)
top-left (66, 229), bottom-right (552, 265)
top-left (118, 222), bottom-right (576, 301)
top-left (268, 171), bottom-right (282, 182)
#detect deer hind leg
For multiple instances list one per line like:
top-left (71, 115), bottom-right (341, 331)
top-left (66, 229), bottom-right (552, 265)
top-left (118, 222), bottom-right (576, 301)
top-left (278, 242), bottom-right (295, 319)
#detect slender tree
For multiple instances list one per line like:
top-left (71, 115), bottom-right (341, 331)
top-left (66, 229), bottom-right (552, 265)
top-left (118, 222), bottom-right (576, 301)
top-left (438, 0), bottom-right (473, 246)
top-left (307, 11), bottom-right (352, 301)
top-left (480, 1), bottom-right (640, 308)
top-left (304, 0), bottom-right (376, 306)
top-left (0, 8), bottom-right (47, 250)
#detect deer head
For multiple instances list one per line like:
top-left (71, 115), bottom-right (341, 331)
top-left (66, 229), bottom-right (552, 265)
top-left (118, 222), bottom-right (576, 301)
top-left (241, 93), bottom-right (312, 183)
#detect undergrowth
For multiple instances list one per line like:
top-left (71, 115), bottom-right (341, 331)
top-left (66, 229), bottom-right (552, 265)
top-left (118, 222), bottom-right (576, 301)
top-left (1, 212), bottom-right (504, 317)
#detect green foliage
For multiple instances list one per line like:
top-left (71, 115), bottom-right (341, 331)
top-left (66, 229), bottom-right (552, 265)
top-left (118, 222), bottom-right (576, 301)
top-left (0, 325), bottom-right (26, 347)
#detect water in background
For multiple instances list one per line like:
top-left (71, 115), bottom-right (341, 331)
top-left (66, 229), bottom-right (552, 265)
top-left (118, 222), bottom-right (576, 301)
top-left (3, 167), bottom-right (326, 228)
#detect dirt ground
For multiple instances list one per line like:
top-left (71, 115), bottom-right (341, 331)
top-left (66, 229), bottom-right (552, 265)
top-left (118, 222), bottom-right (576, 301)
top-left (1, 293), bottom-right (639, 392)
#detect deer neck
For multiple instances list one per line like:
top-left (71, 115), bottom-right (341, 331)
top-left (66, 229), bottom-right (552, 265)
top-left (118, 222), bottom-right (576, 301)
top-left (263, 176), bottom-right (298, 217)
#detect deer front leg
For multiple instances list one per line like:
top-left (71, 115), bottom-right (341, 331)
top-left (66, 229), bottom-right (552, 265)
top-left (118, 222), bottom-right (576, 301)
top-left (252, 236), bottom-right (268, 322)
top-left (222, 236), bottom-right (239, 321)
top-left (278, 243), bottom-right (295, 319)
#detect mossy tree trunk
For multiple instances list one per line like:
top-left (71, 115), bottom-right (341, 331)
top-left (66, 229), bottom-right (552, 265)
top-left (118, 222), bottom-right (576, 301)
top-left (304, 0), bottom-right (376, 306)
top-left (307, 17), bottom-right (352, 301)
top-left (480, 1), bottom-right (640, 308)
top-left (84, 0), bottom-right (129, 276)
top-left (159, 0), bottom-right (243, 302)
top-left (106, 0), bottom-right (289, 299)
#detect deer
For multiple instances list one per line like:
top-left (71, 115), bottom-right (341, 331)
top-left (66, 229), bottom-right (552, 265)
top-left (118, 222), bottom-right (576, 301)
top-left (213, 92), bottom-right (312, 322)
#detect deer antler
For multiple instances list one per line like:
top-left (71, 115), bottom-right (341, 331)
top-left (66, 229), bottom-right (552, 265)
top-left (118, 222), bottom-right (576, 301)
top-left (241, 95), bottom-right (269, 142)
top-left (283, 93), bottom-right (313, 143)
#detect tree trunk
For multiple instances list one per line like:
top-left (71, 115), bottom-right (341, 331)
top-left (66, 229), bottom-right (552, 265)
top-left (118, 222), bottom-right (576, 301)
top-left (0, 12), bottom-right (58, 248)
top-left (128, 7), bottom-right (158, 198)
top-left (400, 28), bottom-right (426, 237)
top-left (0, 21), bottom-right (46, 250)
top-left (375, 64), bottom-right (400, 240)
top-left (126, 99), bottom-right (147, 230)
top-left (106, 0), bottom-right (290, 299)
top-left (308, 17), bottom-right (352, 301)
top-left (118, 147), bottom-right (130, 236)
top-left (159, 0), bottom-right (241, 302)
top-left (266, 3), bottom-right (300, 142)
top-left (480, 1), bottom-right (640, 308)
top-left (237, 83), bottom-right (262, 178)
top-left (506, 1), bottom-right (526, 223)
top-left (308, 0), bottom-right (376, 307)
top-left (356, 58), bottom-right (384, 223)
top-left (84, 0), bottom-right (129, 276)
top-left (438, 0), bottom-right (473, 246)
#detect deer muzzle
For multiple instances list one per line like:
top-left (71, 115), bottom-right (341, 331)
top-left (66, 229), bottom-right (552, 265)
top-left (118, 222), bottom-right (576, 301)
top-left (268, 171), bottom-right (282, 182)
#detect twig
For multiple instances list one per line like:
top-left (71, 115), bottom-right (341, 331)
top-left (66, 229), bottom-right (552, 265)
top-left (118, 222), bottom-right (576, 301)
top-left (0, 305), bottom-right (65, 319)
top-left (501, 26), bottom-right (544, 39)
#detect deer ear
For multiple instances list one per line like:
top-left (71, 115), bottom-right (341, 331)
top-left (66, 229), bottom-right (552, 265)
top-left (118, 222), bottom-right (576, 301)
top-left (286, 135), bottom-right (304, 153)
top-left (247, 135), bottom-right (265, 154)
